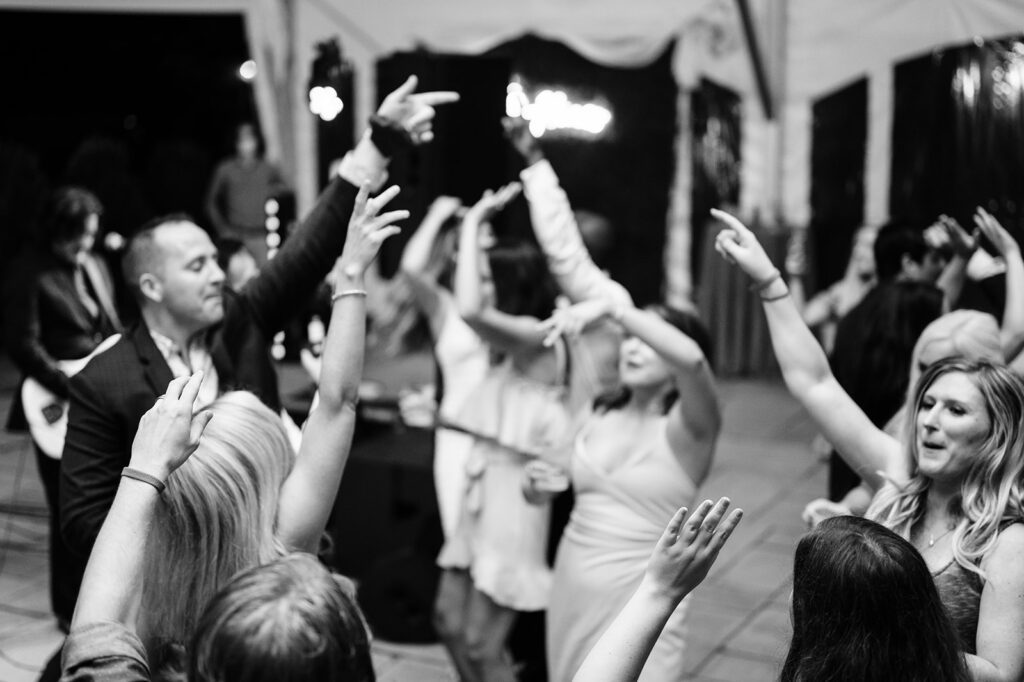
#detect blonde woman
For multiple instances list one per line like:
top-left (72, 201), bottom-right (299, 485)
top-left (714, 208), bottom-right (1024, 680)
top-left (136, 184), bottom-right (406, 672)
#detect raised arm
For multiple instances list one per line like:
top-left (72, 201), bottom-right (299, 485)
top-left (573, 499), bottom-right (742, 682)
top-left (973, 208), bottom-right (1024, 362)
top-left (507, 118), bottom-right (632, 307)
top-left (932, 215), bottom-right (977, 312)
top-left (399, 195), bottom-right (462, 334)
top-left (71, 373), bottom-right (211, 631)
top-left (275, 185), bottom-right (406, 553)
top-left (243, 76), bottom-right (458, 336)
top-left (711, 209), bottom-right (904, 488)
top-left (454, 183), bottom-right (549, 353)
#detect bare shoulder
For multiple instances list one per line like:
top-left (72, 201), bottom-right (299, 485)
top-left (982, 523), bottom-right (1024, 581)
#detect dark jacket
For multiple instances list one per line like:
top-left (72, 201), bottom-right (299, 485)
top-left (59, 176), bottom-right (358, 561)
top-left (3, 249), bottom-right (120, 430)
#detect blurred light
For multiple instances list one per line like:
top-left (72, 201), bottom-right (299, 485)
top-left (239, 60), bottom-right (257, 82)
top-left (266, 232), bottom-right (282, 248)
top-left (265, 198), bottom-right (279, 216)
top-left (309, 85), bottom-right (344, 122)
top-left (506, 82), bottom-right (612, 138)
top-left (265, 215), bottom-right (280, 232)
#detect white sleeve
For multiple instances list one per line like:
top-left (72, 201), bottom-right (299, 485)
top-left (520, 160), bottom-right (632, 306)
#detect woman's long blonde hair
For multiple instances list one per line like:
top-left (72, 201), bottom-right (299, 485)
top-left (868, 359), bottom-right (1024, 577)
top-left (140, 391), bottom-right (294, 667)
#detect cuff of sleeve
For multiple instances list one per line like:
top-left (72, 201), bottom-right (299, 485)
top-left (63, 621), bottom-right (151, 674)
top-left (518, 158), bottom-right (557, 196)
top-left (337, 130), bottom-right (389, 192)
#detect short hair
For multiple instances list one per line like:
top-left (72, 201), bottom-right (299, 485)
top-left (121, 212), bottom-right (195, 301)
top-left (874, 220), bottom-right (927, 280)
top-left (189, 554), bottom-right (375, 682)
top-left (233, 121), bottom-right (265, 158)
top-left (40, 186), bottom-right (102, 246)
top-left (782, 516), bottom-right (970, 681)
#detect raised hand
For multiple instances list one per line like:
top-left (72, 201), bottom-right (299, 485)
top-left (974, 207), bottom-right (1020, 256)
top-left (465, 182), bottom-right (523, 224)
top-left (538, 298), bottom-right (612, 347)
top-left (502, 116), bottom-right (544, 165)
top-left (642, 498), bottom-right (743, 603)
top-left (936, 215), bottom-right (978, 259)
top-left (129, 372), bottom-right (212, 482)
top-left (335, 184), bottom-right (408, 280)
top-left (426, 195), bottom-right (464, 223)
top-left (711, 208), bottom-right (778, 283)
top-left (377, 75), bottom-right (460, 145)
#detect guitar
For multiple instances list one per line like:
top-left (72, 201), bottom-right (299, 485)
top-left (21, 334), bottom-right (121, 459)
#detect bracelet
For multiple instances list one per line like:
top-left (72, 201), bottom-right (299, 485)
top-left (761, 289), bottom-right (791, 303)
top-left (750, 269), bottom-right (782, 293)
top-left (331, 289), bottom-right (368, 303)
top-left (121, 467), bottom-right (166, 494)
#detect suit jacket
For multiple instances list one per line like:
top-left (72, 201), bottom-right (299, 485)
top-left (3, 249), bottom-right (121, 430)
top-left (59, 176), bottom-right (358, 561)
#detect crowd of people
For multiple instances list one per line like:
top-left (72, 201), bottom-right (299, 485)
top-left (4, 70), bottom-right (1024, 682)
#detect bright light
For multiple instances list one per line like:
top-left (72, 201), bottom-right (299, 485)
top-left (239, 60), bottom-right (257, 82)
top-left (506, 82), bottom-right (612, 138)
top-left (309, 85), bottom-right (344, 122)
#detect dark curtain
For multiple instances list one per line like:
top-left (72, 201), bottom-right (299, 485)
top-left (890, 36), bottom-right (1024, 237)
top-left (690, 78), bottom-right (742, 289)
top-left (488, 36), bottom-right (679, 306)
top-left (809, 78), bottom-right (867, 293)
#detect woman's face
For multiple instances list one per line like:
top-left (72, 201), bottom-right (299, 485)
top-left (618, 335), bottom-right (673, 390)
top-left (915, 371), bottom-right (991, 482)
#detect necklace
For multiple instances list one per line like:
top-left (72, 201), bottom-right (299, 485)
top-left (928, 525), bottom-right (954, 548)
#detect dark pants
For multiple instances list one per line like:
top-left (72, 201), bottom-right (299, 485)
top-left (34, 446), bottom-right (81, 626)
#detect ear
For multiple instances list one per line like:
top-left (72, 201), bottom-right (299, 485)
top-left (138, 273), bottom-right (163, 304)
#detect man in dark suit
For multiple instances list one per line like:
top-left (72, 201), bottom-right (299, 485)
top-left (4, 187), bottom-right (122, 630)
top-left (59, 76), bottom-right (457, 568)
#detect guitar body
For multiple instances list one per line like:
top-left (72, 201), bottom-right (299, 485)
top-left (21, 334), bottom-right (121, 459)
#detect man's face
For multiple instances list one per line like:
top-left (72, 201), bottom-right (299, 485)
top-left (150, 223), bottom-right (225, 333)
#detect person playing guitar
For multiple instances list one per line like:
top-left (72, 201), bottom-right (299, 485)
top-left (3, 187), bottom-right (122, 631)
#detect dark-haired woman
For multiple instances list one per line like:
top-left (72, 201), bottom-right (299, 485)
top-left (781, 515), bottom-right (971, 681)
top-left (433, 184), bottom-right (572, 682)
top-left (527, 297), bottom-right (720, 681)
top-left (573, 514), bottom-right (967, 682)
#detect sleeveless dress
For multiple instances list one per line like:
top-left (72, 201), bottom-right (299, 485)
top-left (547, 413), bottom-right (698, 681)
top-left (437, 350), bottom-right (572, 611)
top-left (932, 559), bottom-right (982, 654)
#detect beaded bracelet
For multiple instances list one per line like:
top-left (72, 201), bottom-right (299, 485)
top-left (121, 467), bottom-right (166, 494)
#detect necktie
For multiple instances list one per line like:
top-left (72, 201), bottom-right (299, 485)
top-left (73, 263), bottom-right (100, 320)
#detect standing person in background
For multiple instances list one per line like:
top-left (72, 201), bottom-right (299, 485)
top-left (205, 122), bottom-right (287, 265)
top-left (3, 187), bottom-right (122, 633)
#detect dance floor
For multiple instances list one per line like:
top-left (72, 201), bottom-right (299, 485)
top-left (0, 351), bottom-right (822, 681)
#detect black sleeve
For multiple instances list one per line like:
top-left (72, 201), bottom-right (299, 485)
top-left (3, 262), bottom-right (70, 398)
top-left (240, 178), bottom-right (357, 335)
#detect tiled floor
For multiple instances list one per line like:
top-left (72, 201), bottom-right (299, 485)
top-left (0, 354), bottom-right (823, 681)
